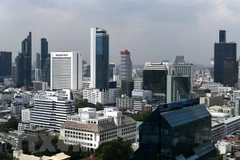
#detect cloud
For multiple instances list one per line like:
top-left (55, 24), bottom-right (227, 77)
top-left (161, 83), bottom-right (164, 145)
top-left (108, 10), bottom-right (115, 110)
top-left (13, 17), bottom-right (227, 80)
top-left (0, 0), bottom-right (239, 65)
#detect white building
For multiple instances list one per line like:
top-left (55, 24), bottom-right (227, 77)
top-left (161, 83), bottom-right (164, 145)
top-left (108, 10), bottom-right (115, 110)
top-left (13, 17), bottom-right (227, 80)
top-left (133, 78), bottom-right (142, 90)
top-left (132, 90), bottom-right (152, 100)
top-left (11, 102), bottom-right (23, 115)
top-left (82, 77), bottom-right (91, 89)
top-left (60, 107), bottom-right (136, 152)
top-left (116, 96), bottom-right (133, 109)
top-left (21, 109), bottom-right (31, 122)
top-left (50, 51), bottom-right (82, 90)
top-left (83, 88), bottom-right (120, 105)
top-left (30, 89), bottom-right (75, 131)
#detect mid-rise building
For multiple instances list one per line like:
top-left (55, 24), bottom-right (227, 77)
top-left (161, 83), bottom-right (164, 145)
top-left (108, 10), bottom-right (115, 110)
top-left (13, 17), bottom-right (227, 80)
top-left (174, 63), bottom-right (193, 90)
top-left (214, 30), bottom-right (237, 87)
top-left (50, 51), bottom-right (82, 90)
top-left (30, 89), bottom-right (75, 131)
top-left (21, 109), bottom-right (31, 122)
top-left (60, 107), bottom-right (136, 152)
top-left (143, 62), bottom-right (168, 94)
top-left (90, 28), bottom-right (109, 90)
top-left (130, 98), bottom-right (216, 160)
top-left (116, 95), bottom-right (133, 109)
top-left (133, 78), bottom-right (142, 90)
top-left (109, 63), bottom-right (115, 80)
top-left (16, 32), bottom-right (32, 88)
top-left (11, 102), bottom-right (23, 115)
top-left (0, 51), bottom-right (12, 79)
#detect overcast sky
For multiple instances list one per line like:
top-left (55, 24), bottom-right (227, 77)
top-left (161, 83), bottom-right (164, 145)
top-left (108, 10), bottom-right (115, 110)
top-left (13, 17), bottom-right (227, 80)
top-left (0, 0), bottom-right (240, 65)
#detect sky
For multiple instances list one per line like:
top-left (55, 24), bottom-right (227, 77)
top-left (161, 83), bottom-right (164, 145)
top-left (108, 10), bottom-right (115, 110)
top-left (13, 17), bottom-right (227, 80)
top-left (0, 0), bottom-right (240, 65)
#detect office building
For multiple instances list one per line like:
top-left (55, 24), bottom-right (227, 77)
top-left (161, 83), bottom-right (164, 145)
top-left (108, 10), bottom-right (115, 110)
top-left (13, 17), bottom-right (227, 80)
top-left (173, 56), bottom-right (185, 66)
top-left (12, 63), bottom-right (16, 84)
top-left (109, 63), bottom-right (115, 80)
top-left (21, 109), bottom-right (31, 122)
top-left (0, 51), bottom-right (12, 79)
top-left (11, 102), bottom-right (23, 115)
top-left (30, 89), bottom-right (75, 131)
top-left (223, 58), bottom-right (235, 87)
top-left (166, 75), bottom-right (191, 103)
top-left (50, 51), bottom-right (82, 90)
top-left (41, 55), bottom-right (50, 86)
top-left (174, 63), bottom-right (193, 90)
top-left (214, 30), bottom-right (237, 86)
top-left (41, 38), bottom-right (48, 70)
top-left (143, 62), bottom-right (168, 94)
top-left (60, 107), bottom-right (136, 152)
top-left (16, 32), bottom-right (32, 88)
top-left (36, 53), bottom-right (40, 69)
top-left (90, 28), bottom-right (109, 90)
top-left (130, 99), bottom-right (216, 160)
top-left (83, 63), bottom-right (90, 78)
top-left (134, 78), bottom-right (142, 90)
top-left (83, 88), bottom-right (121, 105)
top-left (34, 69), bottom-right (41, 81)
top-left (116, 95), bottom-right (133, 109)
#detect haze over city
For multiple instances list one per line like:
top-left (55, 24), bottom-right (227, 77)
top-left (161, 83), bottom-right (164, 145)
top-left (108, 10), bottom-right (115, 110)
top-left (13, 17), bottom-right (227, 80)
top-left (0, 0), bottom-right (239, 65)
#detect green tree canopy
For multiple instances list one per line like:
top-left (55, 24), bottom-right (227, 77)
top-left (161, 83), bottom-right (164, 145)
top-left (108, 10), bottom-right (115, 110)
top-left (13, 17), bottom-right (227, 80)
top-left (96, 138), bottom-right (133, 160)
top-left (131, 110), bottom-right (152, 121)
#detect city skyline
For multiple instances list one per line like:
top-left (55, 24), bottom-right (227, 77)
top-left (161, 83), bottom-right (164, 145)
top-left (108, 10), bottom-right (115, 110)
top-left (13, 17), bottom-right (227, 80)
top-left (0, 1), bottom-right (239, 65)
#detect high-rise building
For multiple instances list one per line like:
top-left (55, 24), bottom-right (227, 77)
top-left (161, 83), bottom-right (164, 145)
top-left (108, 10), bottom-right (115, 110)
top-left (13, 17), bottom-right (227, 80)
top-left (120, 50), bottom-right (133, 96)
top-left (36, 53), bottom-right (40, 69)
top-left (0, 51), bottom-right (12, 79)
top-left (174, 63), bottom-right (193, 90)
top-left (83, 63), bottom-right (90, 77)
top-left (41, 38), bottom-right (48, 71)
top-left (223, 58), bottom-right (235, 87)
top-left (130, 98), bottom-right (216, 160)
top-left (109, 63), bottom-right (115, 80)
top-left (41, 55), bottom-right (50, 86)
top-left (173, 56), bottom-right (185, 66)
top-left (12, 63), bottom-right (16, 84)
top-left (143, 63), bottom-right (168, 94)
top-left (50, 51), bottom-right (82, 90)
top-left (30, 89), bottom-right (75, 131)
top-left (214, 30), bottom-right (237, 86)
top-left (16, 32), bottom-right (32, 88)
top-left (90, 28), bottom-right (109, 90)
top-left (166, 75), bottom-right (191, 103)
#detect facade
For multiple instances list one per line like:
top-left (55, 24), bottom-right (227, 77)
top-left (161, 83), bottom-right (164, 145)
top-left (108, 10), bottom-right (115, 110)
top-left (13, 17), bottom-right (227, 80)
top-left (0, 51), bottom-right (12, 79)
top-left (121, 80), bottom-right (134, 97)
top-left (34, 69), bottom-right (41, 81)
top-left (41, 55), bottom-right (50, 86)
top-left (214, 30), bottom-right (237, 86)
top-left (60, 107), bottom-right (136, 152)
top-left (36, 53), bottom-right (40, 69)
top-left (83, 64), bottom-right (90, 78)
top-left (130, 99), bottom-right (216, 160)
top-left (174, 63), bottom-right (193, 90)
top-left (143, 63), bottom-right (168, 94)
top-left (50, 51), bottom-right (82, 90)
top-left (30, 89), bottom-right (75, 131)
top-left (116, 96), bottom-right (133, 109)
top-left (173, 56), bottom-right (185, 66)
top-left (16, 32), bottom-right (32, 88)
top-left (134, 78), bottom-right (142, 90)
top-left (21, 109), bottom-right (31, 122)
top-left (90, 28), bottom-right (109, 90)
top-left (83, 88), bottom-right (121, 105)
top-left (109, 63), bottom-right (115, 80)
top-left (11, 102), bottom-right (23, 115)
top-left (223, 58), bottom-right (235, 87)
top-left (166, 75), bottom-right (191, 103)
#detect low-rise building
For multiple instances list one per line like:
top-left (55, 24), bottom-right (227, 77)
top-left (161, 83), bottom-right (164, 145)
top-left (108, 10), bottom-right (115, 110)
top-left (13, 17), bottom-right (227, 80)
top-left (116, 95), bottom-right (133, 109)
top-left (60, 107), bottom-right (136, 152)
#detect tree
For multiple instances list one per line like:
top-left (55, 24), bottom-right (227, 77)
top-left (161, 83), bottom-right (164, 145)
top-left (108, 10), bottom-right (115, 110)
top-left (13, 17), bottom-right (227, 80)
top-left (96, 138), bottom-right (133, 160)
top-left (131, 110), bottom-right (152, 121)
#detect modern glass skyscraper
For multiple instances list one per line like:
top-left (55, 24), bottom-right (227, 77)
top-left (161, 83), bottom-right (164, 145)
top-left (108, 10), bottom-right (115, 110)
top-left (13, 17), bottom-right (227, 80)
top-left (0, 51), bottom-right (12, 79)
top-left (41, 38), bottom-right (48, 70)
top-left (90, 28), bottom-right (109, 90)
top-left (16, 32), bottom-right (32, 87)
top-left (36, 53), bottom-right (40, 69)
top-left (130, 98), bottom-right (216, 160)
top-left (214, 30), bottom-right (237, 86)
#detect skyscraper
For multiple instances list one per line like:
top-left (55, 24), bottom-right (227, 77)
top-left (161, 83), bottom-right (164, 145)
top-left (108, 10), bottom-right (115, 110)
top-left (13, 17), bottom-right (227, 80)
top-left (41, 38), bottom-right (48, 70)
top-left (174, 63), bottom-right (193, 90)
top-left (0, 51), bottom-right (12, 79)
top-left (173, 56), bottom-right (185, 66)
top-left (223, 58), bottom-right (235, 87)
top-left (109, 63), bottom-right (115, 80)
top-left (16, 32), bottom-right (32, 87)
top-left (120, 50), bottom-right (133, 96)
top-left (36, 53), bottom-right (40, 69)
top-left (214, 30), bottom-right (237, 86)
top-left (50, 51), bottom-right (82, 90)
top-left (90, 27), bottom-right (109, 90)
top-left (130, 99), bottom-right (216, 160)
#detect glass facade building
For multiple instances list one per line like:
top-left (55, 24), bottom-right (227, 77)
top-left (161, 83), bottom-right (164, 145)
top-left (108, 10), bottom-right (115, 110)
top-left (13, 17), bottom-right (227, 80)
top-left (0, 51), bottom-right (12, 78)
top-left (214, 30), bottom-right (237, 86)
top-left (130, 99), bottom-right (216, 160)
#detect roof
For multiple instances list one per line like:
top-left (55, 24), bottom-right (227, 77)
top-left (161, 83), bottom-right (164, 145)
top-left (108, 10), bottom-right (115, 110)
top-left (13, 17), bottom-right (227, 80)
top-left (161, 104), bottom-right (210, 128)
top-left (42, 152), bottom-right (70, 160)
top-left (18, 154), bottom-right (40, 160)
top-left (220, 116), bottom-right (240, 124)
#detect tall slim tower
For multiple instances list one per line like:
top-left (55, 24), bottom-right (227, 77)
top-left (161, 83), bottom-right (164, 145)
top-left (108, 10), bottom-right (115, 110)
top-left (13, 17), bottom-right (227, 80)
top-left (41, 38), bottom-right (48, 70)
top-left (36, 53), bottom-right (40, 69)
top-left (214, 30), bottom-right (237, 86)
top-left (16, 32), bottom-right (32, 87)
top-left (90, 27), bottom-right (109, 90)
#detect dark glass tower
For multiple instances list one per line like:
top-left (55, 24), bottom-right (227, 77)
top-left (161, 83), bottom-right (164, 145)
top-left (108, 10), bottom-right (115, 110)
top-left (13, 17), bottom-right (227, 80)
top-left (90, 28), bottom-right (109, 90)
top-left (130, 99), bottom-right (216, 160)
top-left (41, 55), bottom-right (50, 86)
top-left (223, 58), bottom-right (236, 86)
top-left (214, 30), bottom-right (237, 86)
top-left (0, 51), bottom-right (12, 79)
top-left (36, 53), bottom-right (40, 69)
top-left (16, 32), bottom-right (32, 87)
top-left (41, 38), bottom-right (48, 70)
